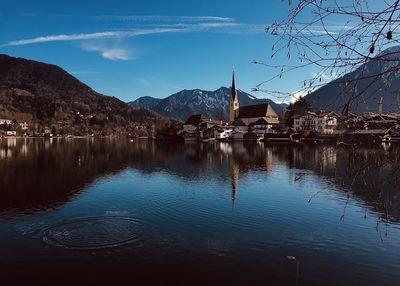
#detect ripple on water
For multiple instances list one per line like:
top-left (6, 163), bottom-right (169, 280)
top-left (42, 216), bottom-right (142, 250)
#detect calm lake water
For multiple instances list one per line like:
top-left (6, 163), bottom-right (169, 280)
top-left (1, 138), bottom-right (400, 285)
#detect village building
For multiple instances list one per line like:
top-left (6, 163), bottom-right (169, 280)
top-left (181, 70), bottom-right (280, 142)
top-left (345, 112), bottom-right (399, 131)
top-left (182, 114), bottom-right (232, 141)
top-left (293, 111), bottom-right (338, 134)
top-left (183, 114), bottom-right (222, 132)
top-left (232, 119), bottom-right (247, 132)
top-left (19, 122), bottom-right (29, 130)
top-left (229, 71), bottom-right (280, 131)
top-left (0, 119), bottom-right (12, 125)
top-left (6, 131), bottom-right (16, 136)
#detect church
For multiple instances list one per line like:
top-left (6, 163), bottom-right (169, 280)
top-left (229, 71), bottom-right (280, 126)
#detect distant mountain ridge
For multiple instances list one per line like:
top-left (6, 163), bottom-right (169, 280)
top-left (130, 87), bottom-right (287, 122)
top-left (305, 46), bottom-right (400, 114)
top-left (0, 54), bottom-right (168, 136)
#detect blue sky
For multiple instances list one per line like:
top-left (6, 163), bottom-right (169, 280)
top-left (0, 0), bottom-right (302, 102)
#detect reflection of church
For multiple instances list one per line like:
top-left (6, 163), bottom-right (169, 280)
top-left (230, 156), bottom-right (239, 210)
top-left (229, 71), bottom-right (280, 126)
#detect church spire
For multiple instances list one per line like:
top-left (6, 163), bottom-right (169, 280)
top-left (231, 70), bottom-right (237, 101)
top-left (229, 69), bottom-right (239, 123)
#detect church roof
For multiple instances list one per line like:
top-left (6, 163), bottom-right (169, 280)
top-left (250, 117), bottom-right (280, 125)
top-left (238, 103), bottom-right (278, 119)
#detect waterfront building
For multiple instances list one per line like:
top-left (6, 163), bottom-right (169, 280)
top-left (229, 71), bottom-right (280, 126)
top-left (293, 111), bottom-right (338, 134)
top-left (0, 119), bottom-right (12, 125)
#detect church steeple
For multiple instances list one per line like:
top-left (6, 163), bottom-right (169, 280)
top-left (231, 70), bottom-right (237, 101)
top-left (229, 69), bottom-right (239, 123)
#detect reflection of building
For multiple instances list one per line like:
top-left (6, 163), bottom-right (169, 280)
top-left (230, 157), bottom-right (239, 210)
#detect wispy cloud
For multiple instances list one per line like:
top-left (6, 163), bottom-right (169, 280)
top-left (93, 15), bottom-right (235, 23)
top-left (81, 43), bottom-right (133, 60)
top-left (23, 13), bottom-right (235, 23)
top-left (69, 70), bottom-right (101, 75)
top-left (4, 28), bottom-right (181, 46)
top-left (3, 14), bottom-right (268, 47)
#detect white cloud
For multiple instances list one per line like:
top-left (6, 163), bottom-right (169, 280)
top-left (101, 48), bottom-right (131, 60)
top-left (69, 70), bottom-right (101, 75)
top-left (4, 28), bottom-right (181, 46)
top-left (81, 43), bottom-right (133, 60)
top-left (4, 16), bottom-right (269, 47)
top-left (93, 15), bottom-right (235, 23)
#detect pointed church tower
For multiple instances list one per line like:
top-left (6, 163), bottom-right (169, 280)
top-left (229, 70), bottom-right (239, 123)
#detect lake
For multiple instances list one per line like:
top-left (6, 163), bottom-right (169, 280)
top-left (1, 138), bottom-right (399, 285)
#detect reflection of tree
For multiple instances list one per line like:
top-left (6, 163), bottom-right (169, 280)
top-left (275, 144), bottom-right (400, 222)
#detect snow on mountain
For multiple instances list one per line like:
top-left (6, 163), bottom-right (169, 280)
top-left (130, 87), bottom-right (287, 122)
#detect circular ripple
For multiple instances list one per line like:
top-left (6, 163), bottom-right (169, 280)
top-left (43, 216), bottom-right (142, 250)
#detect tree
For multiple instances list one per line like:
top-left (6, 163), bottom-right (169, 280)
top-left (253, 0), bottom-right (400, 115)
top-left (284, 96), bottom-right (314, 127)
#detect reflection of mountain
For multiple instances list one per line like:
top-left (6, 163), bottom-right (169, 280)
top-left (1, 139), bottom-right (399, 221)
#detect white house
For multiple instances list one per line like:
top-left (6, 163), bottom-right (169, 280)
top-left (213, 126), bottom-right (233, 140)
top-left (19, 122), bottom-right (29, 130)
top-left (294, 111), bottom-right (338, 134)
top-left (0, 119), bottom-right (12, 125)
top-left (294, 112), bottom-right (317, 131)
top-left (316, 112), bottom-right (338, 134)
top-left (6, 131), bottom-right (16, 136)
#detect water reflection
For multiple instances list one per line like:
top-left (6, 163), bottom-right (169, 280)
top-left (1, 138), bottom-right (400, 285)
top-left (1, 139), bottom-right (399, 223)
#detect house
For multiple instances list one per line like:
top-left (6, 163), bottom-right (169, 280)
top-left (19, 122), bottom-right (29, 130)
top-left (0, 119), bottom-right (12, 125)
top-left (232, 118), bottom-right (247, 132)
top-left (294, 111), bottom-right (338, 134)
top-left (212, 125), bottom-right (234, 141)
top-left (293, 112), bottom-right (317, 131)
top-left (342, 129), bottom-right (391, 145)
top-left (250, 118), bottom-right (279, 135)
top-left (315, 111), bottom-right (339, 134)
top-left (229, 70), bottom-right (280, 128)
top-left (6, 131), bottom-right (16, 136)
top-left (345, 112), bottom-right (399, 131)
top-left (183, 114), bottom-right (223, 131)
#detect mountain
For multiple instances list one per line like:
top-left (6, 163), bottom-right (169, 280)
top-left (130, 87), bottom-right (287, 122)
top-left (305, 46), bottom-right (400, 114)
top-left (0, 54), bottom-right (170, 136)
